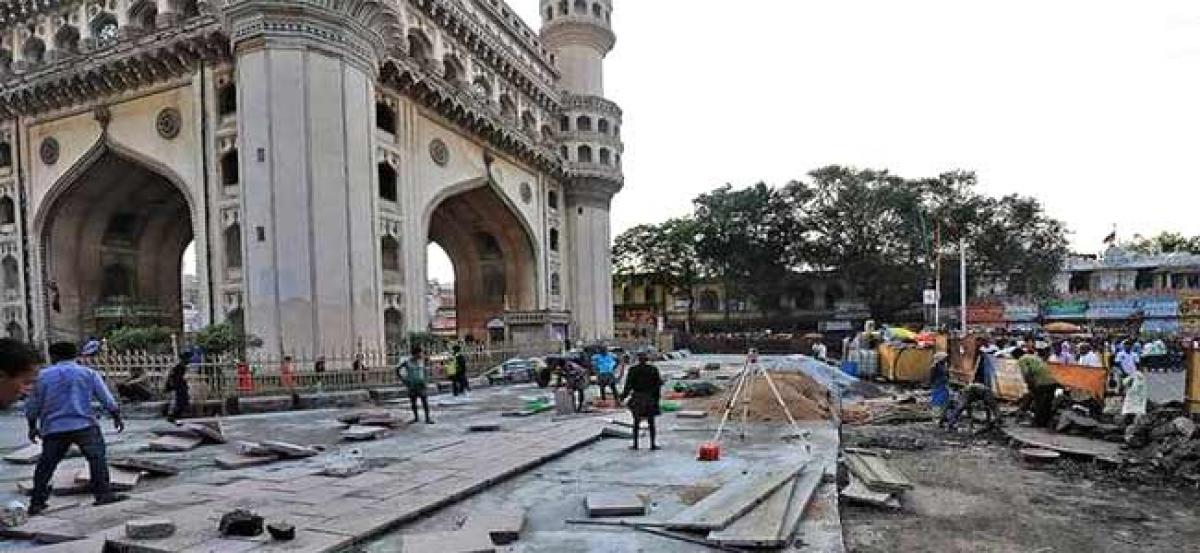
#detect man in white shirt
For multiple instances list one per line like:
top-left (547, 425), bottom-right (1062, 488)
top-left (1077, 343), bottom-right (1102, 368)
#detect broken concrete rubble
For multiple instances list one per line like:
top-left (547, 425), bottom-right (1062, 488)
top-left (126, 518), bottom-right (175, 540)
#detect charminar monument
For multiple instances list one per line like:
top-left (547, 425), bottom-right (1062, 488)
top-left (0, 0), bottom-right (623, 353)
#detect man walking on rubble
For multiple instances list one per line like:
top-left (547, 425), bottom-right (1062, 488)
top-left (621, 349), bottom-right (664, 450)
top-left (398, 346), bottom-right (433, 424)
top-left (27, 342), bottom-right (127, 515)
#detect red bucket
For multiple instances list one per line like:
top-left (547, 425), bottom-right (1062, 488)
top-left (697, 441), bottom-right (721, 462)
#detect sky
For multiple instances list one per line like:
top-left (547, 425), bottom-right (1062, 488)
top-left (210, 1), bottom-right (1200, 281)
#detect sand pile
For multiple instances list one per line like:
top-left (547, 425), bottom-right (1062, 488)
top-left (702, 370), bottom-right (834, 422)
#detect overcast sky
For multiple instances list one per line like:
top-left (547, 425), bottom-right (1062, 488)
top-left (430, 0), bottom-right (1200, 282)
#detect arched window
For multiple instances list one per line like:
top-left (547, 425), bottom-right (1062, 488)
top-left (0, 197), bottom-right (14, 226)
top-left (179, 0), bottom-right (200, 17)
top-left (478, 233), bottom-right (502, 259)
top-left (378, 163), bottom-right (397, 202)
top-left (599, 148), bottom-right (611, 166)
top-left (376, 101), bottom-right (396, 133)
top-left (384, 308), bottom-right (404, 349)
top-left (499, 94), bottom-right (517, 119)
top-left (130, 0), bottom-right (158, 31)
top-left (541, 125), bottom-right (554, 143)
top-left (381, 235), bottom-right (400, 272)
top-left (622, 286), bottom-right (633, 304)
top-left (220, 149), bottom-right (239, 186)
top-left (91, 12), bottom-right (119, 44)
top-left (576, 116), bottom-right (592, 132)
top-left (224, 224), bottom-right (242, 269)
top-left (699, 290), bottom-right (720, 312)
top-left (101, 263), bottom-right (130, 299)
top-left (227, 307), bottom-right (244, 333)
top-left (21, 37), bottom-right (45, 65)
top-left (592, 3), bottom-right (602, 18)
top-left (559, 115), bottom-right (570, 132)
top-left (551, 273), bottom-right (561, 296)
top-left (443, 55), bottom-right (465, 84)
top-left (545, 6), bottom-right (553, 20)
top-left (577, 145), bottom-right (592, 163)
top-left (614, 124), bottom-right (621, 137)
top-left (559, 145), bottom-right (569, 159)
top-left (597, 118), bottom-right (609, 134)
top-left (1, 256), bottom-right (17, 291)
top-left (5, 321), bottom-right (22, 341)
top-left (408, 31), bottom-right (432, 64)
top-left (548, 190), bottom-right (559, 209)
top-left (521, 111), bottom-right (537, 134)
top-left (558, 1), bottom-right (568, 16)
top-left (615, 153), bottom-right (622, 167)
top-left (574, 0), bottom-right (587, 14)
top-left (54, 25), bottom-right (80, 54)
top-left (795, 286), bottom-right (816, 310)
top-left (0, 143), bottom-right (11, 168)
top-left (218, 82), bottom-right (237, 116)
top-left (549, 228), bottom-right (560, 252)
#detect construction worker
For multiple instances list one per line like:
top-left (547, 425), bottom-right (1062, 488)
top-left (591, 347), bottom-right (619, 403)
top-left (1019, 349), bottom-right (1059, 428)
top-left (620, 349), bottom-right (664, 450)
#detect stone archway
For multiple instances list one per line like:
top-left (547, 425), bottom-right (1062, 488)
top-left (37, 148), bottom-right (194, 341)
top-left (427, 184), bottom-right (537, 341)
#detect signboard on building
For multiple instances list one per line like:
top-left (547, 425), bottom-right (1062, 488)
top-left (1003, 303), bottom-right (1039, 322)
top-left (966, 302), bottom-right (1005, 324)
top-left (922, 289), bottom-right (938, 306)
top-left (1043, 299), bottom-right (1088, 319)
top-left (1140, 297), bottom-right (1179, 319)
top-left (819, 320), bottom-right (854, 332)
top-left (1086, 299), bottom-right (1139, 320)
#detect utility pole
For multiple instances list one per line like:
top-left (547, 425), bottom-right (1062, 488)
top-left (960, 239), bottom-right (968, 335)
top-left (934, 222), bottom-right (942, 329)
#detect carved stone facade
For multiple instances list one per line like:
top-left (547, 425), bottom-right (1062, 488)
top-left (0, 0), bottom-right (623, 352)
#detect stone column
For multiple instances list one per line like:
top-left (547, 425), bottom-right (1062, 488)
top-left (565, 180), bottom-right (618, 342)
top-left (225, 0), bottom-right (384, 354)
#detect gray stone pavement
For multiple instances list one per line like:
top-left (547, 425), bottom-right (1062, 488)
top-left (0, 355), bottom-right (842, 552)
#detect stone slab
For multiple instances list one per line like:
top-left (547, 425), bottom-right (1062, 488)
top-left (75, 466), bottom-right (142, 491)
top-left (261, 441), bottom-right (319, 459)
top-left (585, 492), bottom-right (646, 517)
top-left (464, 508), bottom-right (526, 545)
top-left (148, 435), bottom-right (203, 452)
top-left (184, 422), bottom-right (227, 444)
top-left (150, 424), bottom-right (203, 439)
top-left (666, 462), bottom-right (806, 531)
top-left (402, 530), bottom-right (495, 553)
top-left (341, 425), bottom-right (388, 441)
top-left (109, 457), bottom-right (180, 476)
top-left (4, 443), bottom-right (42, 464)
top-left (216, 453), bottom-right (283, 470)
top-left (676, 410), bottom-right (708, 419)
top-left (467, 423), bottom-right (502, 432)
top-left (18, 470), bottom-right (88, 496)
top-left (236, 441), bottom-right (275, 457)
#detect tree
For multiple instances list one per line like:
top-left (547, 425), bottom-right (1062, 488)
top-left (194, 322), bottom-right (262, 357)
top-left (105, 325), bottom-right (173, 353)
top-left (613, 218), bottom-right (703, 332)
top-left (967, 194), bottom-right (1069, 298)
top-left (692, 183), bottom-right (799, 319)
top-left (1125, 232), bottom-right (1200, 255)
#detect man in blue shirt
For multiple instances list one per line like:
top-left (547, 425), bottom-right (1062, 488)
top-left (591, 348), bottom-right (619, 402)
top-left (26, 342), bottom-right (126, 515)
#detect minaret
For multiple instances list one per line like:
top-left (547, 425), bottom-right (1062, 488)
top-left (541, 0), bottom-right (624, 342)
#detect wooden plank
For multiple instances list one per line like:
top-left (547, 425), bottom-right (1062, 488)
top-left (845, 452), bottom-right (911, 493)
top-left (665, 462), bottom-right (806, 531)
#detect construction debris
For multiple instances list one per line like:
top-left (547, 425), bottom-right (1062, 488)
top-left (463, 509), bottom-right (526, 545)
top-left (267, 522), bottom-right (296, 541)
top-left (215, 453), bottom-right (282, 470)
top-left (219, 509), bottom-right (264, 537)
top-left (261, 441), bottom-right (320, 459)
top-left (845, 450), bottom-right (912, 494)
top-left (676, 410), bottom-right (708, 419)
top-left (75, 467), bottom-right (141, 491)
top-left (840, 473), bottom-right (901, 510)
top-left (585, 492), bottom-right (646, 517)
top-left (707, 466), bottom-right (823, 548)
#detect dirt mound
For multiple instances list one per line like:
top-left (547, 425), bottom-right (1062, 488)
top-left (701, 370), bottom-right (834, 422)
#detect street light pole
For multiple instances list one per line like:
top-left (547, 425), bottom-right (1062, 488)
top-left (960, 238), bottom-right (968, 335)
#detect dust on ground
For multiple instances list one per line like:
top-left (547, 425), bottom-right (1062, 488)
top-left (699, 370), bottom-right (834, 422)
top-left (841, 422), bottom-right (1200, 553)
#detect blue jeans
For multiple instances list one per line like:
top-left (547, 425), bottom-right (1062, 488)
top-left (31, 425), bottom-right (112, 507)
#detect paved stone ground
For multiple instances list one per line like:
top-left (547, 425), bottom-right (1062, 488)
top-left (0, 355), bottom-right (843, 552)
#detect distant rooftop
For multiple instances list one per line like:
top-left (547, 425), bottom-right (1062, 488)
top-left (1065, 247), bottom-right (1200, 272)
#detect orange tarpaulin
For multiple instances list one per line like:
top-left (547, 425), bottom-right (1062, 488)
top-left (1048, 363), bottom-right (1107, 401)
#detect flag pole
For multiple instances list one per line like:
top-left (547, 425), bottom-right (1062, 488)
top-left (960, 238), bottom-right (968, 335)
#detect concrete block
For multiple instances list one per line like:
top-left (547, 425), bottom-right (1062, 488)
top-left (402, 530), bottom-right (495, 553)
top-left (183, 422), bottom-right (226, 444)
top-left (236, 441), bottom-right (275, 457)
top-left (126, 518), bottom-right (176, 539)
top-left (676, 410), bottom-right (708, 419)
top-left (585, 492), bottom-right (646, 517)
top-left (148, 436), bottom-right (203, 452)
top-left (467, 423), bottom-right (501, 432)
top-left (150, 424), bottom-right (203, 439)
